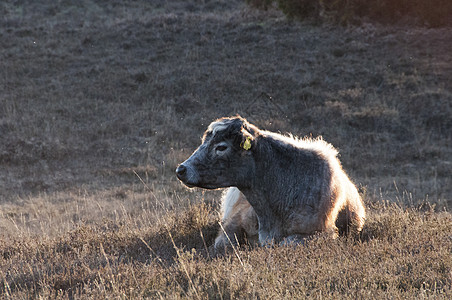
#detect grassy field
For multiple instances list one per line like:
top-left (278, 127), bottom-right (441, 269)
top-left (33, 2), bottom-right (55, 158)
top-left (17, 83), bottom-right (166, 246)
top-left (0, 0), bottom-right (451, 298)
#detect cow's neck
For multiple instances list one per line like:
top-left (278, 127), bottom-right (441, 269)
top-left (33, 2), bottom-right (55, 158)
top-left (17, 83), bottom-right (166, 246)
top-left (238, 135), bottom-right (292, 217)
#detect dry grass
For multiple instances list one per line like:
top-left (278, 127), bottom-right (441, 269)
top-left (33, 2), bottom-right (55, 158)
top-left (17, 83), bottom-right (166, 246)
top-left (1, 199), bottom-right (451, 298)
top-left (0, 0), bottom-right (451, 298)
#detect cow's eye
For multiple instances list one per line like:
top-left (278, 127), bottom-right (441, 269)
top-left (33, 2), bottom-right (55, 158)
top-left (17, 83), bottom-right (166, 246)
top-left (215, 145), bottom-right (228, 152)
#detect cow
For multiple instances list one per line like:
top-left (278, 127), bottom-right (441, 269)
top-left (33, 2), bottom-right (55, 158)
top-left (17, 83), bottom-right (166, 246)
top-left (176, 116), bottom-right (365, 249)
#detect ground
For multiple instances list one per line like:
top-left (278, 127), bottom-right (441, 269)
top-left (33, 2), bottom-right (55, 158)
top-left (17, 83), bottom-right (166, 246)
top-left (0, 0), bottom-right (451, 298)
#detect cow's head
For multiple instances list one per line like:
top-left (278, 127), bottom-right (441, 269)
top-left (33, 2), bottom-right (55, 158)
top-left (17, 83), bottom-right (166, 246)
top-left (176, 116), bottom-right (258, 189)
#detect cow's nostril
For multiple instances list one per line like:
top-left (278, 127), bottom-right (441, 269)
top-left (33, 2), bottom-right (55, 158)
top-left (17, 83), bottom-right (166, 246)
top-left (176, 165), bottom-right (187, 178)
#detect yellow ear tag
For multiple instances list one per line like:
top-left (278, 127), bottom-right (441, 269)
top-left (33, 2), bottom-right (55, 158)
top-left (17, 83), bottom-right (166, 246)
top-left (241, 136), bottom-right (252, 150)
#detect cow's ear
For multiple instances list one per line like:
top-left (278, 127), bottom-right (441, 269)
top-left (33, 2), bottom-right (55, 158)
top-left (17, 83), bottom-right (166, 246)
top-left (239, 127), bottom-right (254, 151)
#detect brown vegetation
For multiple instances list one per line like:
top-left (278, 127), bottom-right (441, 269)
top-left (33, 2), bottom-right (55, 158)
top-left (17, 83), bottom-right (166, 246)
top-left (248, 0), bottom-right (452, 27)
top-left (0, 0), bottom-right (451, 298)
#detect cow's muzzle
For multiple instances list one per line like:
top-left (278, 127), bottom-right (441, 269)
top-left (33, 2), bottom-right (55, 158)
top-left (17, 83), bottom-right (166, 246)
top-left (176, 164), bottom-right (187, 181)
top-left (176, 163), bottom-right (198, 187)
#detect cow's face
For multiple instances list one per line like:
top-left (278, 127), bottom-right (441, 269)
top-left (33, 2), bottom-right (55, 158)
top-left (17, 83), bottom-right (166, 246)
top-left (176, 117), bottom-right (256, 189)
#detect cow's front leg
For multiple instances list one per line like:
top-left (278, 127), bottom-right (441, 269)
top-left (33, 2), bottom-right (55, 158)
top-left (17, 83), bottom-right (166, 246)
top-left (257, 217), bottom-right (282, 246)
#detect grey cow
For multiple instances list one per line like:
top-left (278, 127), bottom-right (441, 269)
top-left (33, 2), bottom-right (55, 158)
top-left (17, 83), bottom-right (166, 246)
top-left (176, 116), bottom-right (365, 249)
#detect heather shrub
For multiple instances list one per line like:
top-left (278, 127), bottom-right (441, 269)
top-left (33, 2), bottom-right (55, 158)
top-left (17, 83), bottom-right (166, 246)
top-left (247, 0), bottom-right (452, 27)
